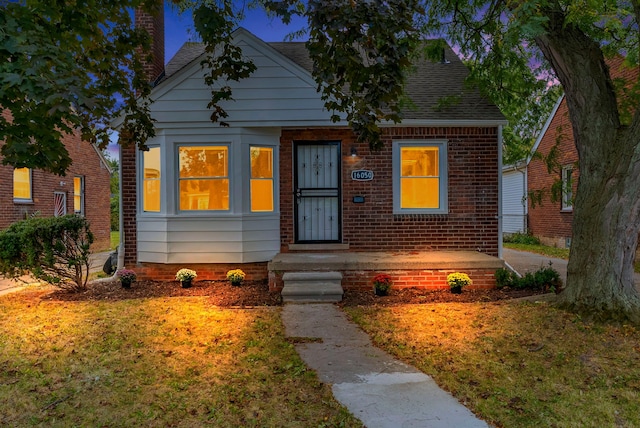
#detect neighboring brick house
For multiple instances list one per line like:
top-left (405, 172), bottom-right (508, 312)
top-left (116, 10), bottom-right (507, 290)
top-left (527, 58), bottom-right (638, 248)
top-left (1, 109), bottom-right (112, 250)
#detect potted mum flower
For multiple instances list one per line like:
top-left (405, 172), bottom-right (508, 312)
top-left (226, 269), bottom-right (246, 286)
top-left (372, 273), bottom-right (392, 296)
top-left (116, 269), bottom-right (136, 289)
top-left (447, 272), bottom-right (472, 294)
top-left (176, 268), bottom-right (197, 288)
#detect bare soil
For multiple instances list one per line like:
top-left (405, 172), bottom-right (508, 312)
top-left (43, 279), bottom-right (546, 307)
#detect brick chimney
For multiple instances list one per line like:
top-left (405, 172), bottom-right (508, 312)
top-left (135, 1), bottom-right (165, 85)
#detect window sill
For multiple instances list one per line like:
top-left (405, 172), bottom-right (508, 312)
top-left (13, 199), bottom-right (34, 204)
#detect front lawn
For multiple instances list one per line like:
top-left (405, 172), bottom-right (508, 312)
top-left (0, 289), bottom-right (360, 427)
top-left (345, 302), bottom-right (640, 427)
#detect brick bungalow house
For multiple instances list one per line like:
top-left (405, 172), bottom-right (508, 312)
top-left (1, 109), bottom-right (112, 251)
top-left (527, 57), bottom-right (638, 248)
top-left (117, 9), bottom-right (508, 295)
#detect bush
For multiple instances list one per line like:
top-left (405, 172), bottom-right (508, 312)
top-left (495, 268), bottom-right (519, 289)
top-left (495, 264), bottom-right (561, 292)
top-left (0, 215), bottom-right (94, 291)
top-left (503, 232), bottom-right (541, 245)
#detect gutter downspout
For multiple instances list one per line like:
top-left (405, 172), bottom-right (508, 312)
top-left (90, 146), bottom-right (125, 284)
top-left (497, 125), bottom-right (504, 260)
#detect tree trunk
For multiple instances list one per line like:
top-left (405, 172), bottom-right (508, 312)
top-left (534, 6), bottom-right (640, 322)
top-left (562, 130), bottom-right (640, 322)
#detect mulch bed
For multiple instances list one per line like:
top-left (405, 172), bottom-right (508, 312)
top-left (42, 279), bottom-right (547, 307)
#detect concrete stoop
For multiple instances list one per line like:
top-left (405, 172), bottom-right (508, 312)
top-left (281, 271), bottom-right (344, 303)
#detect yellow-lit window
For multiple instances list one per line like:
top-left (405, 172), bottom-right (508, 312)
top-left (179, 146), bottom-right (229, 211)
top-left (74, 176), bottom-right (84, 215)
top-left (143, 148), bottom-right (161, 212)
top-left (13, 168), bottom-right (31, 200)
top-left (400, 146), bottom-right (440, 209)
top-left (250, 147), bottom-right (274, 212)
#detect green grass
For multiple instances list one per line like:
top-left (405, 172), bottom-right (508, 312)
top-left (0, 290), bottom-right (361, 427)
top-left (110, 231), bottom-right (119, 250)
top-left (345, 302), bottom-right (640, 428)
top-left (504, 242), bottom-right (570, 259)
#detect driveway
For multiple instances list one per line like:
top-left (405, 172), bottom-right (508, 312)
top-left (503, 248), bottom-right (640, 287)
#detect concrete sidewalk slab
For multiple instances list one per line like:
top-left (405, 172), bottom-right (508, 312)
top-left (282, 304), bottom-right (488, 428)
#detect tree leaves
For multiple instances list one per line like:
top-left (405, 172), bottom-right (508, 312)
top-left (1, 0), bottom-right (156, 175)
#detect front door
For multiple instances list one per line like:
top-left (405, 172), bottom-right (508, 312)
top-left (294, 142), bottom-right (341, 243)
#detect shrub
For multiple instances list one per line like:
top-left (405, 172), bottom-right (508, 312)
top-left (176, 268), bottom-right (197, 282)
top-left (116, 269), bottom-right (137, 283)
top-left (447, 272), bottom-right (472, 289)
top-left (495, 264), bottom-right (561, 292)
top-left (503, 232), bottom-right (541, 245)
top-left (226, 269), bottom-right (245, 283)
top-left (495, 268), bottom-right (518, 289)
top-left (0, 215), bottom-right (94, 291)
top-left (372, 273), bottom-right (393, 292)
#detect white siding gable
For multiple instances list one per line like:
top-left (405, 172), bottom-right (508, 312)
top-left (150, 29), bottom-right (337, 128)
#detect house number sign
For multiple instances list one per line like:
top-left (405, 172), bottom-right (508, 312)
top-left (351, 170), bottom-right (374, 181)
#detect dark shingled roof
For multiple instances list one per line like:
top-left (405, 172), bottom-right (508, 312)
top-left (162, 40), bottom-right (505, 123)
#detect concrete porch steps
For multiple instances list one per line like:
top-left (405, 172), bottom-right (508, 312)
top-left (281, 271), bottom-right (344, 303)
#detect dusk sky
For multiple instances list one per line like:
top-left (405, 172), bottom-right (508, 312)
top-left (163, 3), bottom-right (308, 62)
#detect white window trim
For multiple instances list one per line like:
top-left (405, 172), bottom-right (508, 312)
top-left (561, 165), bottom-right (573, 212)
top-left (176, 143), bottom-right (231, 213)
top-left (74, 176), bottom-right (85, 216)
top-left (13, 167), bottom-right (33, 203)
top-left (141, 146), bottom-right (162, 214)
top-left (392, 140), bottom-right (448, 214)
top-left (249, 145), bottom-right (276, 213)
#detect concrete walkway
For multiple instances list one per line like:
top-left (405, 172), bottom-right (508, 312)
top-left (0, 250), bottom-right (112, 296)
top-left (282, 304), bottom-right (488, 428)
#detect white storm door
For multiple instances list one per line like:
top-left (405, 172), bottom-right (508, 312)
top-left (294, 143), bottom-right (341, 243)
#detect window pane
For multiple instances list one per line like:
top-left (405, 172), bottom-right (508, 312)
top-left (179, 179), bottom-right (229, 210)
top-left (178, 146), bottom-right (229, 211)
top-left (179, 146), bottom-right (228, 178)
top-left (143, 148), bottom-right (161, 212)
top-left (13, 168), bottom-right (31, 199)
top-left (401, 147), bottom-right (438, 177)
top-left (400, 146), bottom-right (440, 209)
top-left (251, 147), bottom-right (273, 178)
top-left (74, 176), bottom-right (83, 213)
top-left (250, 147), bottom-right (274, 212)
top-left (251, 180), bottom-right (274, 211)
top-left (562, 167), bottom-right (573, 210)
top-left (401, 177), bottom-right (439, 208)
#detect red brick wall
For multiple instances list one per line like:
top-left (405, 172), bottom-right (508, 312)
top-left (135, 3), bottom-right (165, 84)
top-left (0, 109), bottom-right (111, 250)
top-left (135, 261), bottom-right (268, 282)
top-left (280, 126), bottom-right (500, 255)
top-left (268, 268), bottom-right (497, 292)
top-left (527, 99), bottom-right (577, 246)
top-left (121, 144), bottom-right (138, 266)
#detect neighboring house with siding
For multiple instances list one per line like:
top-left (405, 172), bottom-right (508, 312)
top-left (502, 161), bottom-right (527, 235)
top-left (117, 10), bottom-right (507, 291)
top-left (0, 109), bottom-right (112, 251)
